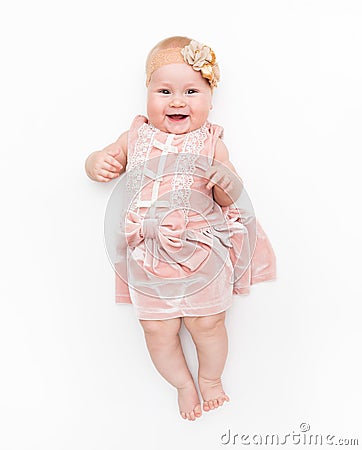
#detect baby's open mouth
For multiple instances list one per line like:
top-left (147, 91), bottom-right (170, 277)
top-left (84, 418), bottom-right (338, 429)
top-left (167, 114), bottom-right (189, 122)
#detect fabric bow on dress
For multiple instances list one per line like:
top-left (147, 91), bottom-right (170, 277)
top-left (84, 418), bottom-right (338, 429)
top-left (124, 209), bottom-right (212, 274)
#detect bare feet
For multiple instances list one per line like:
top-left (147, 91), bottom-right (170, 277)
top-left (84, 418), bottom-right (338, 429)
top-left (177, 379), bottom-right (202, 421)
top-left (198, 376), bottom-right (230, 412)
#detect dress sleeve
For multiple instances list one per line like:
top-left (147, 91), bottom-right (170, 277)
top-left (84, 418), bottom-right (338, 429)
top-left (209, 122), bottom-right (224, 161)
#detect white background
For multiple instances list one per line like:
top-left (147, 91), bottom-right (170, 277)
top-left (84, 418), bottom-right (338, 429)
top-left (1, 1), bottom-right (361, 449)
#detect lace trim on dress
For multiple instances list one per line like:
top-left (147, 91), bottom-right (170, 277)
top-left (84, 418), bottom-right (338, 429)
top-left (126, 123), bottom-right (157, 209)
top-left (171, 124), bottom-right (208, 224)
top-left (125, 121), bottom-right (209, 219)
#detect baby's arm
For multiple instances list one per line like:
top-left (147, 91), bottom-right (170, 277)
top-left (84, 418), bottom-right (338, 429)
top-left (205, 138), bottom-right (243, 206)
top-left (85, 131), bottom-right (128, 182)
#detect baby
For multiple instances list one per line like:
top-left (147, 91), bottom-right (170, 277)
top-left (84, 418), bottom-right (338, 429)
top-left (85, 36), bottom-right (276, 421)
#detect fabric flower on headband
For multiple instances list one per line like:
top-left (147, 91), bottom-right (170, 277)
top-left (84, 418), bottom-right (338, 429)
top-left (181, 40), bottom-right (220, 88)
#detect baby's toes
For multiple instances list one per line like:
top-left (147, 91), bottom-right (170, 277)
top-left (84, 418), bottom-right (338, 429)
top-left (203, 401), bottom-right (209, 412)
top-left (209, 399), bottom-right (218, 410)
top-left (204, 400), bottom-right (213, 411)
top-left (195, 405), bottom-right (202, 417)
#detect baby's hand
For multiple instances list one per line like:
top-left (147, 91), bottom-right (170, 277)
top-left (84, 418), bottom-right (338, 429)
top-left (204, 161), bottom-right (243, 204)
top-left (205, 161), bottom-right (241, 191)
top-left (85, 143), bottom-right (124, 182)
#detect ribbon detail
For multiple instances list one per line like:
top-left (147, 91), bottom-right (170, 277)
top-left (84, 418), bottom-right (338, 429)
top-left (125, 210), bottom-right (211, 272)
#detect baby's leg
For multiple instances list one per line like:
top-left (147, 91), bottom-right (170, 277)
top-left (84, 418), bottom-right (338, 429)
top-left (183, 312), bottom-right (230, 412)
top-left (139, 318), bottom-right (202, 421)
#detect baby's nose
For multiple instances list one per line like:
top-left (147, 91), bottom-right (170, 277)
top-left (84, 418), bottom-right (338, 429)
top-left (170, 96), bottom-right (186, 107)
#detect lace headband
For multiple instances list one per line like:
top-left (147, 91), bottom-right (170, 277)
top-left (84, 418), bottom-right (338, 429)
top-left (146, 40), bottom-right (220, 88)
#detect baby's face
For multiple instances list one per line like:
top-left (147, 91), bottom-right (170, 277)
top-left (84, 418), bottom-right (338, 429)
top-left (147, 63), bottom-right (212, 134)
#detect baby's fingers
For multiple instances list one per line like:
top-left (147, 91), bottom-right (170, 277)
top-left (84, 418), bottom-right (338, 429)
top-left (102, 159), bottom-right (122, 174)
top-left (204, 167), bottom-right (217, 189)
top-left (104, 154), bottom-right (123, 172)
top-left (96, 168), bottom-right (120, 182)
top-left (206, 176), bottom-right (220, 189)
top-left (206, 171), bottom-right (226, 190)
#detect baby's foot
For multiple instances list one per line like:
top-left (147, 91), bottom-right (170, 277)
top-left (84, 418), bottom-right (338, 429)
top-left (177, 379), bottom-right (202, 421)
top-left (198, 376), bottom-right (230, 412)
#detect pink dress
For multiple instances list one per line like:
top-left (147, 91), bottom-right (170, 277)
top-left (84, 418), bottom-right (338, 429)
top-left (114, 115), bottom-right (276, 320)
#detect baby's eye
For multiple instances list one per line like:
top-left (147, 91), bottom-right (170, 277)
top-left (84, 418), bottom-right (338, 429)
top-left (159, 89), bottom-right (171, 94)
top-left (186, 89), bottom-right (198, 94)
